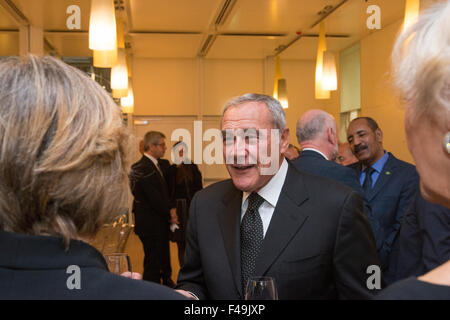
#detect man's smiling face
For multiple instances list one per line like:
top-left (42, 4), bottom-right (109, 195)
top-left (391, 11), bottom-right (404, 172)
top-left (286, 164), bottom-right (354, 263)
top-left (221, 101), bottom-right (288, 192)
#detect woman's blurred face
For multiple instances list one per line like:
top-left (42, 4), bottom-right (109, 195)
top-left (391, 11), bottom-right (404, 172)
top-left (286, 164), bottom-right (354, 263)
top-left (405, 109), bottom-right (450, 208)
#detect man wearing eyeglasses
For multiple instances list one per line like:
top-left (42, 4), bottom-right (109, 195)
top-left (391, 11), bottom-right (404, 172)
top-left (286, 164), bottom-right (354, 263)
top-left (130, 131), bottom-right (178, 287)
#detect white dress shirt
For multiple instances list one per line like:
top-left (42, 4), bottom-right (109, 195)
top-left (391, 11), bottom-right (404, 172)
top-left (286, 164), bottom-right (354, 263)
top-left (241, 158), bottom-right (289, 237)
top-left (144, 153), bottom-right (163, 176)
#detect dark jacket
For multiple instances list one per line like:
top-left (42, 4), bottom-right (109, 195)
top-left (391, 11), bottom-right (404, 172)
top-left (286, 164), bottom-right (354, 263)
top-left (348, 153), bottom-right (419, 270)
top-left (176, 164), bottom-right (380, 299)
top-left (292, 150), bottom-right (379, 245)
top-left (130, 156), bottom-right (172, 236)
top-left (385, 188), bottom-right (450, 284)
top-left (0, 231), bottom-right (186, 300)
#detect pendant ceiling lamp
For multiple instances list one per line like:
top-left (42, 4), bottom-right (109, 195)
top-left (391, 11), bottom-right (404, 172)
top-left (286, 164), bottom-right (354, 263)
top-left (273, 56), bottom-right (288, 108)
top-left (273, 55), bottom-right (281, 99)
top-left (89, 0), bottom-right (117, 67)
top-left (315, 22), bottom-right (330, 99)
top-left (322, 51), bottom-right (337, 91)
top-left (111, 48), bottom-right (128, 98)
top-left (277, 78), bottom-right (289, 109)
top-left (403, 0), bottom-right (420, 31)
top-left (121, 80), bottom-right (134, 114)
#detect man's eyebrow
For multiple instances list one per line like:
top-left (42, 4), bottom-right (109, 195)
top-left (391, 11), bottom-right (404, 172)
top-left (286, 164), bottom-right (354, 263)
top-left (221, 128), bottom-right (258, 136)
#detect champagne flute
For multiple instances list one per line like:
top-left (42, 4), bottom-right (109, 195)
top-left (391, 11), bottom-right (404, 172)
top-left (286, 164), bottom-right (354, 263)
top-left (245, 276), bottom-right (278, 300)
top-left (103, 253), bottom-right (132, 275)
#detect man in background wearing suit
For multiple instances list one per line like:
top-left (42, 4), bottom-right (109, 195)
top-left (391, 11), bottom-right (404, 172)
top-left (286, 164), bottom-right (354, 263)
top-left (176, 94), bottom-right (379, 299)
top-left (346, 117), bottom-right (419, 273)
top-left (130, 131), bottom-right (178, 287)
top-left (292, 110), bottom-right (379, 244)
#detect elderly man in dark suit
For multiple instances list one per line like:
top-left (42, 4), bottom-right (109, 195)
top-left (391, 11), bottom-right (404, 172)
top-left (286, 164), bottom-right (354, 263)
top-left (292, 110), bottom-right (379, 246)
top-left (346, 117), bottom-right (419, 273)
top-left (130, 131), bottom-right (178, 287)
top-left (175, 94), bottom-right (379, 300)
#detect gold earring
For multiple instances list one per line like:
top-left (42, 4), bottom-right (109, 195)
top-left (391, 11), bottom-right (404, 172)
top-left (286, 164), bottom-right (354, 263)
top-left (444, 132), bottom-right (450, 154)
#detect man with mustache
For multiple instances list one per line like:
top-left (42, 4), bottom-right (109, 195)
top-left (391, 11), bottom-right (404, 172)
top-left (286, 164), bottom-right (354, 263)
top-left (346, 117), bottom-right (419, 277)
top-left (175, 94), bottom-right (379, 299)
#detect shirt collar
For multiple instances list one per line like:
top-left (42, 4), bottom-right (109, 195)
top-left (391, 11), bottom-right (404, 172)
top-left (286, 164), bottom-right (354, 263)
top-left (144, 153), bottom-right (159, 167)
top-left (302, 148), bottom-right (329, 160)
top-left (364, 151), bottom-right (389, 173)
top-left (242, 158), bottom-right (289, 208)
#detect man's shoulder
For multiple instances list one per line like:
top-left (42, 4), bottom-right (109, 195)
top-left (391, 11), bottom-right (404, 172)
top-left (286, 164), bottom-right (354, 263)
top-left (287, 164), bottom-right (356, 198)
top-left (386, 152), bottom-right (415, 170)
top-left (195, 179), bottom-right (235, 198)
top-left (293, 155), bottom-right (360, 190)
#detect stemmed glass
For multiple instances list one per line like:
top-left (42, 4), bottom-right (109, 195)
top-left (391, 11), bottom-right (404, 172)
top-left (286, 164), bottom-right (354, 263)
top-left (245, 276), bottom-right (278, 300)
top-left (103, 253), bottom-right (132, 275)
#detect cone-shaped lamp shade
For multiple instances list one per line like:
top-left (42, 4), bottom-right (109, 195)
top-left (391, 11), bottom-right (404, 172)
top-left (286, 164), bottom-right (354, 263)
top-left (315, 22), bottom-right (330, 99)
top-left (403, 0), bottom-right (420, 31)
top-left (322, 51), bottom-right (337, 91)
top-left (111, 48), bottom-right (128, 97)
top-left (273, 56), bottom-right (281, 99)
top-left (277, 78), bottom-right (288, 109)
top-left (89, 0), bottom-right (117, 51)
top-left (121, 82), bottom-right (134, 114)
top-left (93, 49), bottom-right (117, 68)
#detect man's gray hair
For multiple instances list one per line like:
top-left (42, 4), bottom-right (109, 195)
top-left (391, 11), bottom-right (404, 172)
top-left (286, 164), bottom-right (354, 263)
top-left (296, 112), bottom-right (334, 143)
top-left (391, 1), bottom-right (450, 126)
top-left (222, 93), bottom-right (286, 130)
top-left (143, 131), bottom-right (165, 151)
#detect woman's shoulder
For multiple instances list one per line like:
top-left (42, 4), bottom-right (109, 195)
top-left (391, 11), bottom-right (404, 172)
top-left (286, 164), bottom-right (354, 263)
top-left (376, 276), bottom-right (450, 300)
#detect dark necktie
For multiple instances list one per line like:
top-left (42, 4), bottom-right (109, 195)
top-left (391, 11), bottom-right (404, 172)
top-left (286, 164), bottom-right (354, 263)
top-left (362, 167), bottom-right (375, 192)
top-left (240, 192), bottom-right (265, 292)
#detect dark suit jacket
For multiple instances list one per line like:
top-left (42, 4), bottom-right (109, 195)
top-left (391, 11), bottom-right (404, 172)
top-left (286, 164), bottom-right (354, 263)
top-left (292, 150), bottom-right (379, 246)
top-left (348, 153), bottom-right (419, 270)
top-left (176, 164), bottom-right (380, 299)
top-left (385, 188), bottom-right (450, 284)
top-left (130, 156), bottom-right (172, 236)
top-left (0, 231), bottom-right (185, 300)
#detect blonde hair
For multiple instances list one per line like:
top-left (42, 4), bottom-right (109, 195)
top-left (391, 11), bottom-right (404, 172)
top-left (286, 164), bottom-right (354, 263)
top-left (0, 55), bottom-right (131, 246)
top-left (391, 1), bottom-right (450, 126)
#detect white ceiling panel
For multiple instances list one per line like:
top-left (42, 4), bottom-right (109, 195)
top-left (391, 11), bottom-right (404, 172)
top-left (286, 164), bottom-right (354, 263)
top-left (221, 0), bottom-right (344, 34)
top-left (0, 0), bottom-right (412, 60)
top-left (129, 0), bottom-right (223, 31)
top-left (208, 34), bottom-right (289, 59)
top-left (130, 33), bottom-right (203, 58)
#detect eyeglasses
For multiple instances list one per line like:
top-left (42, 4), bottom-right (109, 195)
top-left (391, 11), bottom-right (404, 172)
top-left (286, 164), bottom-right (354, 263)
top-left (154, 142), bottom-right (166, 147)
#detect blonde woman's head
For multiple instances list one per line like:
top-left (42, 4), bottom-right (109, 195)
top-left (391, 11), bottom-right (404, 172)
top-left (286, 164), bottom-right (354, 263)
top-left (0, 55), bottom-right (132, 244)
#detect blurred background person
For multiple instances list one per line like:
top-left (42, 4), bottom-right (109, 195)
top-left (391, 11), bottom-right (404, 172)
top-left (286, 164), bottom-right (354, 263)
top-left (168, 141), bottom-right (203, 267)
top-left (130, 131), bottom-right (177, 288)
top-left (336, 142), bottom-right (359, 166)
top-left (283, 143), bottom-right (300, 161)
top-left (377, 1), bottom-right (450, 299)
top-left (0, 55), bottom-right (184, 299)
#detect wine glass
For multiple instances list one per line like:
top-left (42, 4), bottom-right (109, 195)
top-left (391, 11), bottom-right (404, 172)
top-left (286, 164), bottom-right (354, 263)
top-left (245, 276), bottom-right (278, 300)
top-left (103, 253), bottom-right (132, 275)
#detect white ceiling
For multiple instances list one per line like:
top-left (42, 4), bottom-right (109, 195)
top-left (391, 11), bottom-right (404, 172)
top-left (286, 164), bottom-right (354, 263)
top-left (0, 0), bottom-right (411, 59)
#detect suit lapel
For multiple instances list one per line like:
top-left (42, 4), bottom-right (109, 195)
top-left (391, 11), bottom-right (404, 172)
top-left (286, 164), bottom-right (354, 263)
top-left (218, 186), bottom-right (243, 297)
top-left (366, 154), bottom-right (396, 201)
top-left (254, 166), bottom-right (309, 277)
